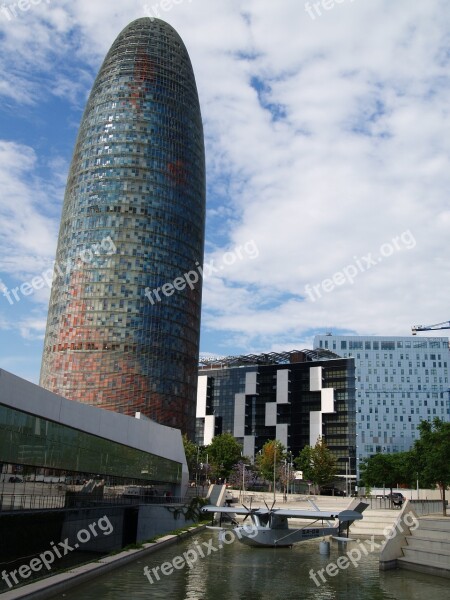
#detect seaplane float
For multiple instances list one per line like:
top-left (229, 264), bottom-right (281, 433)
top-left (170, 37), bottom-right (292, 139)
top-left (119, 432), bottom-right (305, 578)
top-left (201, 499), bottom-right (368, 548)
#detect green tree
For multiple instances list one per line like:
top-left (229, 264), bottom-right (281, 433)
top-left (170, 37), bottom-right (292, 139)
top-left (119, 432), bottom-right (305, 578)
top-left (277, 460), bottom-right (296, 498)
top-left (397, 450), bottom-right (420, 490)
top-left (414, 418), bottom-right (450, 516)
top-left (295, 445), bottom-right (314, 483)
top-left (228, 460), bottom-right (257, 490)
top-left (206, 433), bottom-right (242, 481)
top-left (295, 438), bottom-right (337, 492)
top-left (256, 440), bottom-right (286, 489)
top-left (359, 451), bottom-right (408, 499)
top-left (182, 434), bottom-right (199, 479)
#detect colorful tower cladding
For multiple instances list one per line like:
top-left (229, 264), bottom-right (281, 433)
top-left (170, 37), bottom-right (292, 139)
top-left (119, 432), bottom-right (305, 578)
top-left (40, 18), bottom-right (205, 438)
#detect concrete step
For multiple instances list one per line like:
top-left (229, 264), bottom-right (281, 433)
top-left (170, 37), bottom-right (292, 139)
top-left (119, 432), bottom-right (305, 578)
top-left (350, 510), bottom-right (399, 537)
top-left (406, 536), bottom-right (450, 553)
top-left (384, 515), bottom-right (450, 577)
top-left (402, 546), bottom-right (450, 568)
top-left (351, 521), bottom-right (390, 529)
top-left (351, 530), bottom-right (389, 537)
top-left (350, 513), bottom-right (397, 524)
top-left (397, 555), bottom-right (450, 573)
top-left (416, 517), bottom-right (450, 531)
top-left (411, 528), bottom-right (450, 542)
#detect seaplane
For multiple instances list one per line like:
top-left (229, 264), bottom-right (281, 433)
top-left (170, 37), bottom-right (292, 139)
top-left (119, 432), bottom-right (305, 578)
top-left (201, 499), bottom-right (368, 548)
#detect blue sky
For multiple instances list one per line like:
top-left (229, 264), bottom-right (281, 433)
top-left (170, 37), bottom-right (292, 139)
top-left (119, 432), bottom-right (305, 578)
top-left (0, 0), bottom-right (449, 384)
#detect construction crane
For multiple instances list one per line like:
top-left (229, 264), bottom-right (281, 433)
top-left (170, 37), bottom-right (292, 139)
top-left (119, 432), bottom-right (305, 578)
top-left (412, 321), bottom-right (450, 335)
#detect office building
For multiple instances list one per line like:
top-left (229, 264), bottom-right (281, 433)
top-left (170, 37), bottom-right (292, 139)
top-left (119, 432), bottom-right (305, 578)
top-left (196, 350), bottom-right (356, 483)
top-left (0, 369), bottom-right (188, 503)
top-left (314, 335), bottom-right (450, 474)
top-left (40, 18), bottom-right (205, 437)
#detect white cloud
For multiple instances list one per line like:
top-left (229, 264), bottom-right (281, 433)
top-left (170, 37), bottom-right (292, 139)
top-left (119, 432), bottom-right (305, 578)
top-left (16, 315), bottom-right (47, 340)
top-left (0, 140), bottom-right (59, 284)
top-left (0, 0), bottom-right (449, 369)
top-left (197, 0), bottom-right (450, 346)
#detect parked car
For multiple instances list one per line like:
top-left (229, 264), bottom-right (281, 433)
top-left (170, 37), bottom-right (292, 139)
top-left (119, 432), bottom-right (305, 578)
top-left (319, 487), bottom-right (346, 496)
top-left (8, 476), bottom-right (23, 483)
top-left (387, 492), bottom-right (405, 503)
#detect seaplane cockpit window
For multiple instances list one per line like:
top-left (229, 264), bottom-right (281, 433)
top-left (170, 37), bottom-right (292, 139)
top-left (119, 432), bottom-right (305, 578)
top-left (259, 514), bottom-right (270, 527)
top-left (270, 515), bottom-right (289, 530)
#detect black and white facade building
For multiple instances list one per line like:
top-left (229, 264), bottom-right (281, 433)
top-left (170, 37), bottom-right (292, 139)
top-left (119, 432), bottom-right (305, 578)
top-left (196, 350), bottom-right (356, 480)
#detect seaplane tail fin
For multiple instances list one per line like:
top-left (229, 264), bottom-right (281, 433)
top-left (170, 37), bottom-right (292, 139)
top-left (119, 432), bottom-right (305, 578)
top-left (352, 500), bottom-right (369, 515)
top-left (344, 499), bottom-right (369, 522)
top-left (337, 509), bottom-right (364, 523)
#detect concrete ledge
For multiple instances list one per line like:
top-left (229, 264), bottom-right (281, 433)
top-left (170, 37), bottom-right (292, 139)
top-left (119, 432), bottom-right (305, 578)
top-left (379, 559), bottom-right (397, 571)
top-left (0, 525), bottom-right (206, 599)
top-left (397, 558), bottom-right (450, 579)
top-left (379, 501), bottom-right (419, 566)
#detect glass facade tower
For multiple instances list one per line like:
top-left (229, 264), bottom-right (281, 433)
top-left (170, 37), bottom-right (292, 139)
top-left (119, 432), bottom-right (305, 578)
top-left (40, 18), bottom-right (205, 438)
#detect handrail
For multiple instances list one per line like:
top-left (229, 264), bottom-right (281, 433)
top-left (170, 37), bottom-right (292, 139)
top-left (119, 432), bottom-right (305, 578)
top-left (0, 493), bottom-right (190, 512)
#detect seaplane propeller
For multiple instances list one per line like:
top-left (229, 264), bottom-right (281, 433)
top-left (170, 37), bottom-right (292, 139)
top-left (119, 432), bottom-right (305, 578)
top-left (242, 498), bottom-right (257, 522)
top-left (263, 499), bottom-right (276, 514)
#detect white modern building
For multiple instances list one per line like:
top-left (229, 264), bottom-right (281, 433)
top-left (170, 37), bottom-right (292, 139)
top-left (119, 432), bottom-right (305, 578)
top-left (314, 335), bottom-right (449, 476)
top-left (0, 369), bottom-right (189, 498)
top-left (197, 350), bottom-right (357, 487)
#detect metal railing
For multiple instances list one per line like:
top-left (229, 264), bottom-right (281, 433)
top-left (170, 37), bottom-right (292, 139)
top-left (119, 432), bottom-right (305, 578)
top-left (0, 493), bottom-right (189, 512)
top-left (355, 496), bottom-right (445, 512)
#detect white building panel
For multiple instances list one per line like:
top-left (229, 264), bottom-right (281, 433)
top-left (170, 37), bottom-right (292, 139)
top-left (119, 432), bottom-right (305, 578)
top-left (245, 371), bottom-right (258, 395)
top-left (310, 366), bottom-right (322, 391)
top-left (204, 415), bottom-right (215, 446)
top-left (321, 388), bottom-right (335, 413)
top-left (234, 393), bottom-right (246, 437)
top-left (243, 435), bottom-right (255, 459)
top-left (276, 424), bottom-right (288, 448)
top-left (196, 375), bottom-right (208, 417)
top-left (265, 402), bottom-right (277, 426)
top-left (310, 411), bottom-right (322, 446)
top-left (276, 369), bottom-right (290, 404)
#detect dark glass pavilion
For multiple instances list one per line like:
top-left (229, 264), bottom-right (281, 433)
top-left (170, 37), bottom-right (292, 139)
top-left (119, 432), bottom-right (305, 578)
top-left (40, 18), bottom-right (205, 438)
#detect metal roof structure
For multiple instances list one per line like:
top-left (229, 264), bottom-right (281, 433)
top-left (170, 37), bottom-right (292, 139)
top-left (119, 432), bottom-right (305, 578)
top-left (198, 348), bottom-right (341, 368)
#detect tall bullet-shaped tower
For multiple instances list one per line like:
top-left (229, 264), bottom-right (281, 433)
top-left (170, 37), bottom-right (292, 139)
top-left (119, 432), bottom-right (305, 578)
top-left (40, 18), bottom-right (205, 438)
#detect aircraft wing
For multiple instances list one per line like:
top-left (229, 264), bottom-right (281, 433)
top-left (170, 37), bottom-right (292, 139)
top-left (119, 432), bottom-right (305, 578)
top-left (201, 505), bottom-right (255, 515)
top-left (201, 506), bottom-right (363, 522)
top-left (271, 508), bottom-right (363, 522)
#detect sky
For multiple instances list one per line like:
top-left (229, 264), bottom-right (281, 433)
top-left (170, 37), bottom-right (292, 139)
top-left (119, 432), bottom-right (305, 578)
top-left (0, 0), bottom-right (449, 384)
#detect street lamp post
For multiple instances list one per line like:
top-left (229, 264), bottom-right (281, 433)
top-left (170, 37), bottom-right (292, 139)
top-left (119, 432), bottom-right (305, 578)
top-left (348, 456), bottom-right (351, 496)
top-left (195, 445), bottom-right (200, 493)
top-left (273, 444), bottom-right (276, 504)
top-left (241, 452), bottom-right (246, 502)
top-left (345, 460), bottom-right (348, 497)
top-left (285, 451), bottom-right (293, 499)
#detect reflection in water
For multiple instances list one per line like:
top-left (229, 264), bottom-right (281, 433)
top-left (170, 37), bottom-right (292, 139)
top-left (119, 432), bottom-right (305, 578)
top-left (379, 567), bottom-right (449, 599)
top-left (51, 531), bottom-right (447, 600)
